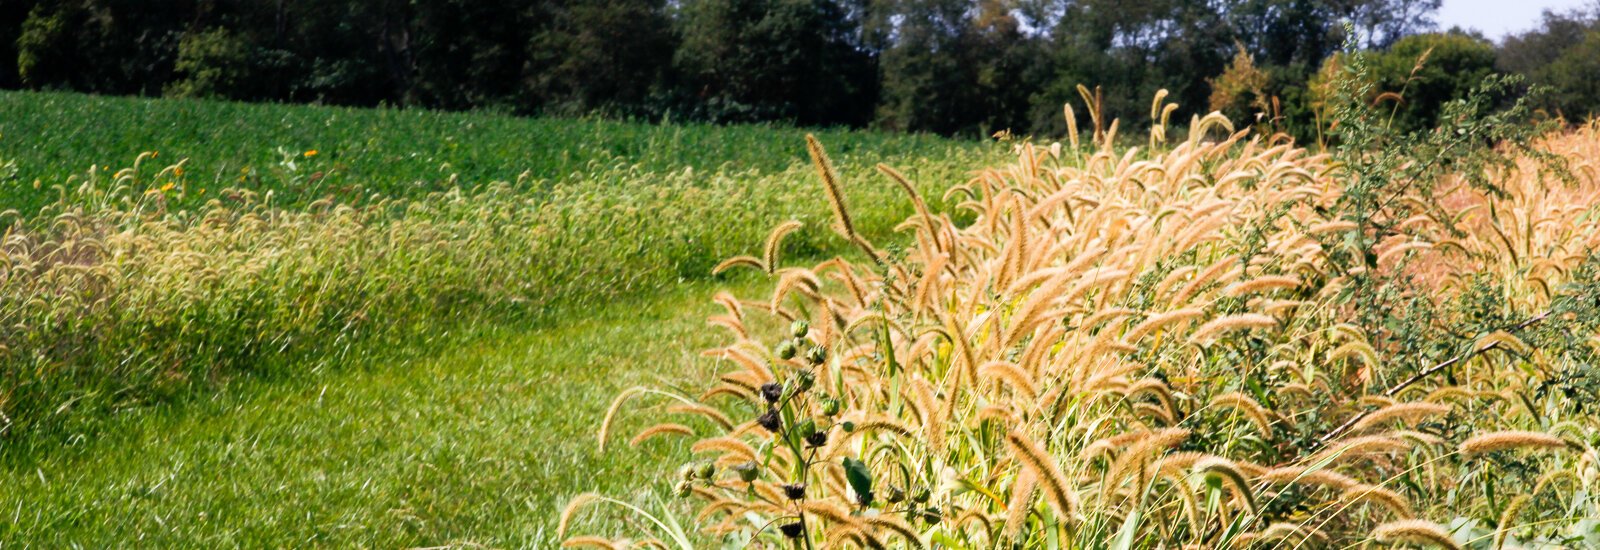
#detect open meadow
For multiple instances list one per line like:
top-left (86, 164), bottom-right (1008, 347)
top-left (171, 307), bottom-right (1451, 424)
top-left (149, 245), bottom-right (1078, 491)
top-left (5, 61), bottom-right (1600, 550)
top-left (0, 90), bottom-right (998, 545)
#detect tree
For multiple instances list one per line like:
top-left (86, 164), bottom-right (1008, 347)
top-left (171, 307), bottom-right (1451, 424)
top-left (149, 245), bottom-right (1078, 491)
top-left (15, 1), bottom-right (194, 95)
top-left (672, 0), bottom-right (877, 126)
top-left (527, 0), bottom-right (677, 117)
top-left (1368, 31), bottom-right (1497, 133)
top-left (877, 0), bottom-right (1045, 135)
top-left (1032, 0), bottom-right (1232, 136)
top-left (1497, 5), bottom-right (1600, 119)
top-left (1209, 43), bottom-right (1271, 124)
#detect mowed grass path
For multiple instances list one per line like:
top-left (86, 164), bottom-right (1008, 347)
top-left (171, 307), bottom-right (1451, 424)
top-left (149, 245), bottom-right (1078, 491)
top-left (0, 277), bottom-right (760, 547)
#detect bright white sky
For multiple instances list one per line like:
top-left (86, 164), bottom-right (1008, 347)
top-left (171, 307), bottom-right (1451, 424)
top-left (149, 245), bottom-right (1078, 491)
top-left (1436, 0), bottom-right (1596, 41)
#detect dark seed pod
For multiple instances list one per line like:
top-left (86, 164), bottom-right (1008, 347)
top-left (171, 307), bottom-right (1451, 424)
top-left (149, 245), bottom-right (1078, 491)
top-left (806, 345), bottom-right (827, 365)
top-left (779, 522), bottom-right (805, 538)
top-left (759, 382), bottom-right (783, 404)
top-left (757, 408), bottom-right (782, 432)
top-left (921, 507), bottom-right (942, 524)
top-left (732, 461), bottom-right (760, 482)
top-left (697, 462), bottom-right (716, 480)
top-left (912, 487), bottom-right (930, 503)
top-left (775, 340), bottom-right (798, 360)
top-left (885, 485), bottom-right (906, 504)
top-left (805, 429), bottom-right (828, 447)
top-left (783, 483), bottom-right (807, 500)
top-left (675, 480), bottom-right (693, 498)
top-left (680, 464), bottom-right (698, 482)
top-left (790, 319), bottom-right (810, 338)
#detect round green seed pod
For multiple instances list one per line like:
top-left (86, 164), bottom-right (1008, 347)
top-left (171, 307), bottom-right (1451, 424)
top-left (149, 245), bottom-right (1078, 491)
top-left (793, 369), bottom-right (816, 392)
top-left (820, 396), bottom-right (841, 416)
top-left (806, 345), bottom-right (827, 365)
top-left (732, 461), bottom-right (759, 482)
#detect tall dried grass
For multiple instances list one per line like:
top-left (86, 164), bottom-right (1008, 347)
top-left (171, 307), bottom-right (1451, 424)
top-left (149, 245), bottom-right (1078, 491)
top-left (569, 102), bottom-right (1600, 546)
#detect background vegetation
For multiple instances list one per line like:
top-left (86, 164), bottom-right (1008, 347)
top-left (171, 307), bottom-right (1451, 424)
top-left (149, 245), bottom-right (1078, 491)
top-left (4, 1), bottom-right (1600, 139)
top-left (0, 91), bottom-right (997, 436)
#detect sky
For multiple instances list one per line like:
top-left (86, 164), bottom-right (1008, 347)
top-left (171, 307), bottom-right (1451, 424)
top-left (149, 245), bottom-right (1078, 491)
top-left (1436, 0), bottom-right (1596, 41)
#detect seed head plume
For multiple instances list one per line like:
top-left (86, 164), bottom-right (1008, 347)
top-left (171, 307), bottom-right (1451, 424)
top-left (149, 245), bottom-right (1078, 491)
top-left (560, 536), bottom-right (622, 549)
top-left (1459, 431), bottom-right (1571, 458)
top-left (762, 220), bottom-right (803, 274)
top-left (877, 163), bottom-right (941, 252)
top-left (559, 493), bottom-right (601, 537)
top-left (1349, 402), bottom-right (1450, 433)
top-left (1193, 456), bottom-right (1258, 515)
top-left (1495, 494), bottom-right (1532, 549)
top-left (1342, 484), bottom-right (1414, 517)
top-left (1373, 519), bottom-right (1462, 550)
top-left (1005, 429), bottom-right (1079, 522)
top-left (629, 423), bottom-right (695, 447)
top-left (806, 134), bottom-right (880, 262)
top-left (1003, 470), bottom-right (1039, 542)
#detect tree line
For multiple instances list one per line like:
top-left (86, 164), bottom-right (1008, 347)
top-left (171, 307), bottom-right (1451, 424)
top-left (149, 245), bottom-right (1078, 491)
top-left (2, 0), bottom-right (1597, 138)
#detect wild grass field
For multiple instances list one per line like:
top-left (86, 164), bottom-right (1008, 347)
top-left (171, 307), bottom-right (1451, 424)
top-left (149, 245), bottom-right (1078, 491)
top-left (0, 91), bottom-right (998, 545)
top-left (6, 66), bottom-right (1600, 549)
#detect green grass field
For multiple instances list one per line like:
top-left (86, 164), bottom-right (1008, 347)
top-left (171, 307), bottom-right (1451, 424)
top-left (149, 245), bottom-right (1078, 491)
top-left (0, 277), bottom-right (759, 546)
top-left (0, 90), bottom-right (976, 212)
top-left (0, 91), bottom-right (992, 546)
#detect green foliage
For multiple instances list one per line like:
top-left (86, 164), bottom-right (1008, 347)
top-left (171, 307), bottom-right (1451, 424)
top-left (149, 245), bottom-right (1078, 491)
top-left (876, 0), bottom-right (1043, 136)
top-left (14, 4), bottom-right (68, 88)
top-left (842, 456), bottom-right (874, 505)
top-left (1365, 32), bottom-right (1498, 133)
top-left (527, 0), bottom-right (676, 116)
top-left (0, 91), bottom-right (990, 212)
top-left (0, 277), bottom-right (761, 546)
top-left (166, 28), bottom-right (253, 99)
top-left (1321, 36), bottom-right (1559, 384)
top-left (0, 0), bottom-right (1515, 138)
top-left (1498, 5), bottom-right (1600, 119)
top-left (672, 0), bottom-right (875, 125)
top-left (0, 90), bottom-right (997, 435)
top-left (1531, 32), bottom-right (1600, 119)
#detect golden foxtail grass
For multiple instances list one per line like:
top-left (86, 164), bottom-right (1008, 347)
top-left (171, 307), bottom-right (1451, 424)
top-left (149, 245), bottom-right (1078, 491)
top-left (565, 97), bottom-right (1600, 546)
